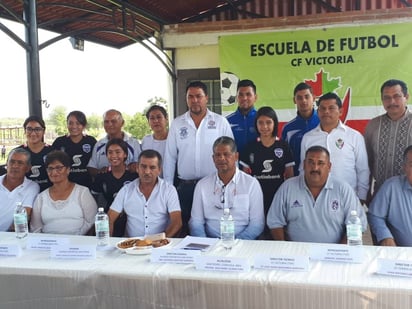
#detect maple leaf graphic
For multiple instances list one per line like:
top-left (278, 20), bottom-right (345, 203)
top-left (305, 68), bottom-right (341, 97)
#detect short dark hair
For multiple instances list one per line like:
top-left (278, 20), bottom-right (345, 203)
top-left (23, 115), bottom-right (46, 130)
top-left (237, 79), bottom-right (256, 93)
top-left (138, 149), bottom-right (162, 167)
top-left (403, 145), bottom-right (412, 162)
top-left (316, 92), bottom-right (342, 108)
top-left (186, 81), bottom-right (208, 96)
top-left (7, 148), bottom-right (31, 165)
top-left (45, 150), bottom-right (71, 167)
top-left (145, 105), bottom-right (168, 120)
top-left (255, 106), bottom-right (279, 137)
top-left (305, 145), bottom-right (330, 159)
top-left (67, 111), bottom-right (87, 127)
top-left (293, 82), bottom-right (313, 96)
top-left (380, 79), bottom-right (408, 97)
top-left (213, 136), bottom-right (237, 153)
top-left (105, 138), bottom-right (128, 160)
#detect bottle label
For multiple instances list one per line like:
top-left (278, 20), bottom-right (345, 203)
top-left (96, 221), bottom-right (109, 232)
top-left (14, 213), bottom-right (27, 225)
top-left (347, 224), bottom-right (362, 239)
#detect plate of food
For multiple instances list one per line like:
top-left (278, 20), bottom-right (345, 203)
top-left (116, 233), bottom-right (171, 255)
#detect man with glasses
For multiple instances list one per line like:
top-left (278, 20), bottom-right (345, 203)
top-left (0, 148), bottom-right (39, 232)
top-left (299, 92), bottom-right (370, 204)
top-left (189, 136), bottom-right (264, 240)
top-left (364, 79), bottom-right (412, 199)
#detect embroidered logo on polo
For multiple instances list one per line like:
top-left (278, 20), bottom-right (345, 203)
top-left (179, 127), bottom-right (188, 139)
top-left (82, 144), bottom-right (92, 153)
top-left (335, 138), bottom-right (344, 149)
top-left (331, 200), bottom-right (339, 211)
top-left (291, 200), bottom-right (303, 208)
top-left (207, 120), bottom-right (216, 129)
top-left (262, 159), bottom-right (273, 173)
top-left (274, 148), bottom-right (284, 158)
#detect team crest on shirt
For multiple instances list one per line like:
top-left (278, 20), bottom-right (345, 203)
top-left (335, 138), bottom-right (344, 149)
top-left (331, 200), bottom-right (339, 211)
top-left (274, 148), bottom-right (284, 158)
top-left (207, 120), bottom-right (216, 129)
top-left (82, 144), bottom-right (92, 153)
top-left (179, 127), bottom-right (189, 139)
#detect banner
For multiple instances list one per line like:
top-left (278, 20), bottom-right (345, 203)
top-left (219, 22), bottom-right (412, 132)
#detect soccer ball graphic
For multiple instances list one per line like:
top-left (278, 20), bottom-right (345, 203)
top-left (221, 72), bottom-right (239, 106)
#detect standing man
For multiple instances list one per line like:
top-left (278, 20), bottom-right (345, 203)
top-left (226, 79), bottom-right (258, 153)
top-left (0, 148), bottom-right (40, 231)
top-left (108, 149), bottom-right (182, 237)
top-left (163, 81), bottom-right (233, 235)
top-left (267, 146), bottom-right (366, 243)
top-left (281, 82), bottom-right (320, 176)
top-left (87, 109), bottom-right (141, 177)
top-left (189, 136), bottom-right (264, 240)
top-left (364, 79), bottom-right (412, 198)
top-left (300, 92), bottom-right (369, 203)
top-left (368, 145), bottom-right (412, 247)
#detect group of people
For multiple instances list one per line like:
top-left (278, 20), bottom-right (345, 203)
top-left (1, 78), bottom-right (411, 247)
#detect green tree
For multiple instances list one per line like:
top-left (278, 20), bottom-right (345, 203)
top-left (124, 112), bottom-right (151, 140)
top-left (47, 106), bottom-right (67, 136)
top-left (86, 113), bottom-right (104, 138)
top-left (144, 97), bottom-right (168, 115)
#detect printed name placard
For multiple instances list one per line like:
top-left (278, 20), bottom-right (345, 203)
top-left (27, 236), bottom-right (70, 251)
top-left (0, 244), bottom-right (22, 257)
top-left (377, 258), bottom-right (412, 277)
top-left (254, 254), bottom-right (309, 271)
top-left (195, 255), bottom-right (250, 272)
top-left (310, 244), bottom-right (363, 263)
top-left (50, 245), bottom-right (96, 259)
top-left (151, 248), bottom-right (201, 264)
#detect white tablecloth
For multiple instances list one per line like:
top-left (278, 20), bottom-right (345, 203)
top-left (0, 232), bottom-right (411, 309)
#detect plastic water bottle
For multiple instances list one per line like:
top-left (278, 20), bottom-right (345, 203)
top-left (347, 210), bottom-right (363, 246)
top-left (95, 208), bottom-right (110, 246)
top-left (220, 208), bottom-right (235, 249)
top-left (14, 202), bottom-right (28, 239)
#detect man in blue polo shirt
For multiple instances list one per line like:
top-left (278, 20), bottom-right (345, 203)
top-left (226, 79), bottom-right (258, 153)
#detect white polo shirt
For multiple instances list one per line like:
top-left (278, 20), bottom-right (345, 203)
top-left (110, 178), bottom-right (181, 237)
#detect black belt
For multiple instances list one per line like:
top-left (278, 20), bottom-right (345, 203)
top-left (179, 178), bottom-right (199, 185)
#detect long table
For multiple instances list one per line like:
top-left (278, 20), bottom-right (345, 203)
top-left (0, 232), bottom-right (411, 309)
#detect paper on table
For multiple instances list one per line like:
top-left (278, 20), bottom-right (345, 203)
top-left (174, 236), bottom-right (219, 252)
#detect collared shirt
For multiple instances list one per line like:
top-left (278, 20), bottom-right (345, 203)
top-left (87, 133), bottom-right (141, 169)
top-left (281, 109), bottom-right (320, 175)
top-left (364, 109), bottom-right (412, 193)
top-left (0, 176), bottom-right (40, 231)
top-left (267, 175), bottom-right (367, 243)
top-left (189, 168), bottom-right (265, 240)
top-left (368, 175), bottom-right (412, 246)
top-left (163, 109), bottom-right (233, 183)
top-left (227, 107), bottom-right (258, 153)
top-left (299, 121), bottom-right (370, 200)
top-left (110, 178), bottom-right (181, 237)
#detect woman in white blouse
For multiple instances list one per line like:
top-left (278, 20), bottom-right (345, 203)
top-left (30, 150), bottom-right (97, 235)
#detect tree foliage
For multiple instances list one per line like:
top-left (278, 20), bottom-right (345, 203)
top-left (47, 106), bottom-right (67, 136)
top-left (124, 112), bottom-right (151, 140)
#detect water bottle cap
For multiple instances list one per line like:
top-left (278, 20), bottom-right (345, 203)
top-left (223, 208), bottom-right (230, 215)
top-left (350, 210), bottom-right (357, 216)
top-left (98, 207), bottom-right (104, 212)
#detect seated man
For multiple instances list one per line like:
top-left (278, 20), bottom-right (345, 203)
top-left (0, 148), bottom-right (40, 231)
top-left (368, 145), bottom-right (412, 247)
top-left (267, 145), bottom-right (367, 243)
top-left (108, 149), bottom-right (182, 237)
top-left (189, 136), bottom-right (264, 240)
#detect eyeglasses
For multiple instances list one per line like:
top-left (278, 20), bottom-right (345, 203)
top-left (214, 183), bottom-right (235, 209)
top-left (382, 93), bottom-right (404, 103)
top-left (149, 115), bottom-right (165, 121)
top-left (25, 127), bottom-right (44, 133)
top-left (46, 165), bottom-right (66, 173)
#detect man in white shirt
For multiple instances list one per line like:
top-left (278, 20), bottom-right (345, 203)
top-left (163, 81), bottom-right (233, 235)
top-left (88, 109), bottom-right (141, 177)
top-left (0, 148), bottom-right (39, 231)
top-left (300, 92), bottom-right (369, 203)
top-left (108, 149), bottom-right (182, 237)
top-left (189, 136), bottom-right (264, 240)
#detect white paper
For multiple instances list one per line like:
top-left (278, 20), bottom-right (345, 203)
top-left (254, 254), bottom-right (309, 271)
top-left (377, 258), bottom-right (412, 277)
top-left (174, 236), bottom-right (219, 252)
top-left (310, 244), bottom-right (363, 263)
top-left (151, 248), bottom-right (201, 264)
top-left (50, 244), bottom-right (96, 259)
top-left (0, 244), bottom-right (22, 257)
top-left (195, 255), bottom-right (250, 272)
top-left (27, 236), bottom-right (70, 251)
